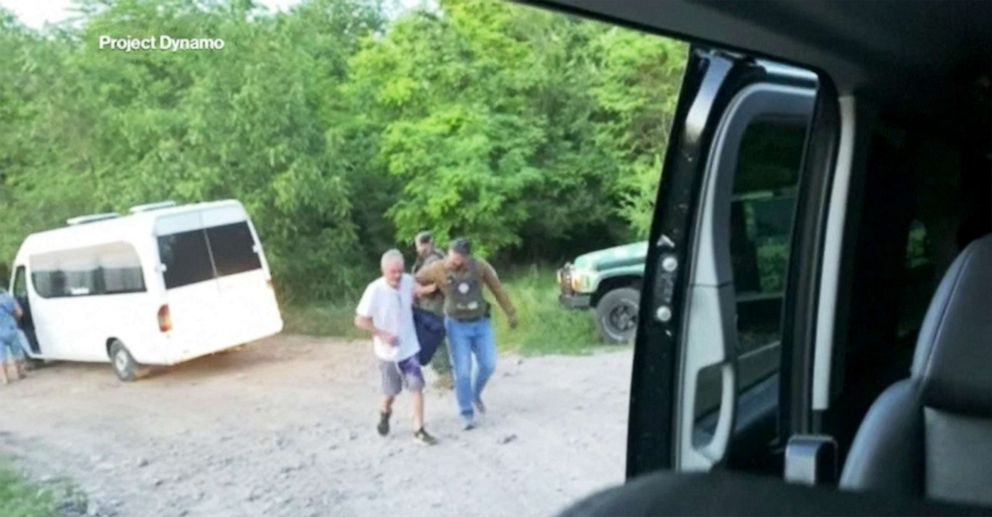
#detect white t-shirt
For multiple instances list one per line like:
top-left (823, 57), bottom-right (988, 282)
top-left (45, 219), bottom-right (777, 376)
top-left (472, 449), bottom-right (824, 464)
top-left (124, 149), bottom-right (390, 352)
top-left (355, 274), bottom-right (421, 362)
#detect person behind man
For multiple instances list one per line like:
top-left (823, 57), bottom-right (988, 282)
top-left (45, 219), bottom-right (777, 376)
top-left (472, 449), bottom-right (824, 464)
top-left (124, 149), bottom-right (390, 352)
top-left (0, 287), bottom-right (27, 385)
top-left (355, 249), bottom-right (438, 445)
top-left (415, 238), bottom-right (517, 430)
top-left (411, 231), bottom-right (453, 387)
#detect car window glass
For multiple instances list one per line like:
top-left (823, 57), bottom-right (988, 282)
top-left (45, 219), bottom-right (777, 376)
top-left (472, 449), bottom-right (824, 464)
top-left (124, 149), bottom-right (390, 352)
top-left (29, 243), bottom-right (147, 298)
top-left (695, 118), bottom-right (807, 429)
top-left (158, 229), bottom-right (215, 289)
top-left (206, 222), bottom-right (262, 277)
top-left (732, 119), bottom-right (804, 359)
top-left (898, 219), bottom-right (935, 339)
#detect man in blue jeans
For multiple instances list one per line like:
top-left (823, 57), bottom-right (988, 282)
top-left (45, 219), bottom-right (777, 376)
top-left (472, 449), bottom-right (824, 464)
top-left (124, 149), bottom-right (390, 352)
top-left (0, 288), bottom-right (27, 385)
top-left (415, 238), bottom-right (517, 430)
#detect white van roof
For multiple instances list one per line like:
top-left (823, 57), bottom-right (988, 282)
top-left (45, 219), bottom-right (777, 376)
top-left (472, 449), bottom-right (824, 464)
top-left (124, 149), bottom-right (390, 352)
top-left (17, 200), bottom-right (246, 257)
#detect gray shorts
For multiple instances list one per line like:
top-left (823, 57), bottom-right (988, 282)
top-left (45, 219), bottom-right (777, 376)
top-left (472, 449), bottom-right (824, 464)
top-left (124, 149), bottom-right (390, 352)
top-left (379, 355), bottom-right (425, 396)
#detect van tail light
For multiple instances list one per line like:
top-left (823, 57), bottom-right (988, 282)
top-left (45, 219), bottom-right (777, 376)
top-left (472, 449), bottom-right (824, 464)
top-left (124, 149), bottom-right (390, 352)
top-left (157, 304), bottom-right (172, 333)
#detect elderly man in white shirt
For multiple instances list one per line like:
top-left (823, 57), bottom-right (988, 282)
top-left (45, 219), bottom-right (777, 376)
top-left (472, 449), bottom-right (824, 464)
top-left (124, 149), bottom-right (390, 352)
top-left (355, 249), bottom-right (438, 445)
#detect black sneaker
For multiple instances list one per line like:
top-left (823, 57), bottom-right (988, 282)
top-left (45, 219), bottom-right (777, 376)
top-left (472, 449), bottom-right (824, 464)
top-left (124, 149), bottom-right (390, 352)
top-left (377, 410), bottom-right (391, 436)
top-left (414, 428), bottom-right (438, 446)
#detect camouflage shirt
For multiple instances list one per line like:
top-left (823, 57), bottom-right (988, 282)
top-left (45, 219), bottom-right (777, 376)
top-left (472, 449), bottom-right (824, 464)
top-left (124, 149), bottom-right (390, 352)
top-left (412, 249), bottom-right (446, 315)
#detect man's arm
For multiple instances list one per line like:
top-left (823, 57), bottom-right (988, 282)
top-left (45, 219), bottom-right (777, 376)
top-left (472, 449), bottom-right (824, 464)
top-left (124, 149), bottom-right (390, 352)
top-left (354, 315), bottom-right (397, 346)
top-left (414, 283), bottom-right (437, 298)
top-left (414, 260), bottom-right (442, 285)
top-left (13, 300), bottom-right (22, 320)
top-left (479, 260), bottom-right (517, 326)
top-left (354, 286), bottom-right (397, 345)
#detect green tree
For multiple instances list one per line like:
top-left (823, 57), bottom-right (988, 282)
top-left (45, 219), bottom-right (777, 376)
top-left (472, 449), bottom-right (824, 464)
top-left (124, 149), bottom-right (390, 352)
top-left (588, 28), bottom-right (686, 238)
top-left (0, 0), bottom-right (688, 300)
top-left (344, 0), bottom-right (636, 257)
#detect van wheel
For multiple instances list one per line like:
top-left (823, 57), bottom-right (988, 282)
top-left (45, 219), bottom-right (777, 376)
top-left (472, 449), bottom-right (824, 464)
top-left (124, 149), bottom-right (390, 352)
top-left (110, 341), bottom-right (139, 382)
top-left (595, 287), bottom-right (640, 344)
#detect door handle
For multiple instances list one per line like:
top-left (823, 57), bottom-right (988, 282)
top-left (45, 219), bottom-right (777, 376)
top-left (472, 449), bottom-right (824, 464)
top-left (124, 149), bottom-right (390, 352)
top-left (700, 361), bottom-right (736, 462)
top-left (677, 283), bottom-right (738, 471)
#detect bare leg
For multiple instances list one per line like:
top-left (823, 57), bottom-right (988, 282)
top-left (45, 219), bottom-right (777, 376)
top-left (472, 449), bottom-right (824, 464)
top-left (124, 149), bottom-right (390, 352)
top-left (411, 390), bottom-right (424, 431)
top-left (380, 395), bottom-right (395, 415)
top-left (377, 395), bottom-right (395, 436)
top-left (409, 390), bottom-right (436, 445)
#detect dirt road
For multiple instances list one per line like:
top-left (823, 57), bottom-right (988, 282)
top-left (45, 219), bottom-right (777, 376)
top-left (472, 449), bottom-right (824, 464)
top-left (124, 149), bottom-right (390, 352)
top-left (0, 335), bottom-right (632, 517)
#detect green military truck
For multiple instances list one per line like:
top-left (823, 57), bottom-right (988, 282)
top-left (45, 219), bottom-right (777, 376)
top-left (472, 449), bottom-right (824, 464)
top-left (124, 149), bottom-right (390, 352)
top-left (558, 242), bottom-right (647, 344)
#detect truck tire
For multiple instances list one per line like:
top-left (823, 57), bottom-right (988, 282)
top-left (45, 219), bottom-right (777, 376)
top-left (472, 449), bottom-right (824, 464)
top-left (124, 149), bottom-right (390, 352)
top-left (109, 340), bottom-right (140, 382)
top-left (595, 287), bottom-right (640, 344)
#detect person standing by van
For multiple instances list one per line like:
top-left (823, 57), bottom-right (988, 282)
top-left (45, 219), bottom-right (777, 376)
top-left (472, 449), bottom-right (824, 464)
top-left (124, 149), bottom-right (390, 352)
top-left (412, 231), bottom-right (453, 388)
top-left (414, 238), bottom-right (517, 430)
top-left (0, 288), bottom-right (27, 384)
top-left (355, 249), bottom-right (438, 445)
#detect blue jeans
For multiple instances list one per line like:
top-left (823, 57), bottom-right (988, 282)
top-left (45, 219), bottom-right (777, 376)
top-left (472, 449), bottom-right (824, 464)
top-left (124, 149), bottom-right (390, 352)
top-left (0, 328), bottom-right (25, 363)
top-left (445, 317), bottom-right (496, 420)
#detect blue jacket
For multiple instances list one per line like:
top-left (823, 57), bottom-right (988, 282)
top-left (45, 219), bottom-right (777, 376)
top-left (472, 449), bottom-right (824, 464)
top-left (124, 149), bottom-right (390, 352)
top-left (413, 307), bottom-right (446, 366)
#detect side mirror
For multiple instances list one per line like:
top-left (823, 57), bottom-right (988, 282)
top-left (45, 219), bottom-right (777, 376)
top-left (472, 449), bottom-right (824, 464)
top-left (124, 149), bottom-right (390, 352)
top-left (784, 434), bottom-right (838, 486)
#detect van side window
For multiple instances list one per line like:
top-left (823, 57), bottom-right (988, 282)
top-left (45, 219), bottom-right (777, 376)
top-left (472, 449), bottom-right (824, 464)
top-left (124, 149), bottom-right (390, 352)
top-left (30, 243), bottom-right (147, 298)
top-left (207, 222), bottom-right (262, 277)
top-left (158, 230), bottom-right (215, 289)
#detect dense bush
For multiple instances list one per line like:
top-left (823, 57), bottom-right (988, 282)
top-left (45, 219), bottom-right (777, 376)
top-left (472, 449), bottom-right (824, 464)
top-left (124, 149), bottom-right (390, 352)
top-left (0, 0), bottom-right (685, 301)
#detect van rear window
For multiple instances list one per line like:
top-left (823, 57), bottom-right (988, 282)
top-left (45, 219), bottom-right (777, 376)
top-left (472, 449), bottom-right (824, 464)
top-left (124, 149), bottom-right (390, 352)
top-left (158, 230), bottom-right (214, 289)
top-left (158, 221), bottom-right (262, 289)
top-left (206, 222), bottom-right (262, 277)
top-left (30, 242), bottom-right (146, 298)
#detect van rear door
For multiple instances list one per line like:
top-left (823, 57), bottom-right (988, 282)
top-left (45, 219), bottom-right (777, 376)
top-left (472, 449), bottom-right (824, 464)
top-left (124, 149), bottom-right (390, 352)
top-left (155, 211), bottom-right (224, 359)
top-left (201, 206), bottom-right (282, 346)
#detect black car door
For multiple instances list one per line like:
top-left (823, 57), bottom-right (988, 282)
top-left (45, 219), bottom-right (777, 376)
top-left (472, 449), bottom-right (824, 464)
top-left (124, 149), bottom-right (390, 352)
top-left (623, 48), bottom-right (836, 477)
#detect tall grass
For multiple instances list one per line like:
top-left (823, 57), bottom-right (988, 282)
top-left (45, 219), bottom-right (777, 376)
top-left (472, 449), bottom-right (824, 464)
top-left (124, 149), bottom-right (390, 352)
top-left (488, 265), bottom-right (601, 355)
top-left (282, 265), bottom-right (605, 355)
top-left (281, 302), bottom-right (367, 340)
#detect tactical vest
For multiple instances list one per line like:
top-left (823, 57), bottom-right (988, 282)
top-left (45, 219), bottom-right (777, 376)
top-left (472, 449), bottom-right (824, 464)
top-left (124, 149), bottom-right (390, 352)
top-left (444, 259), bottom-right (488, 321)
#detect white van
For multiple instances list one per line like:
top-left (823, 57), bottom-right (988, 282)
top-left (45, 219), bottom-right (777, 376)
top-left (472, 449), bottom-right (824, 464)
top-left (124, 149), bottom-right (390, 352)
top-left (6, 200), bottom-right (284, 381)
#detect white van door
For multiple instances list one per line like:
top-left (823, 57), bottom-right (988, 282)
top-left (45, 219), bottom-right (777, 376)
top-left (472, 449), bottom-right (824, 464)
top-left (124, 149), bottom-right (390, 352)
top-left (27, 251), bottom-right (98, 360)
top-left (155, 211), bottom-right (223, 361)
top-left (201, 206), bottom-right (282, 347)
top-left (26, 241), bottom-right (158, 362)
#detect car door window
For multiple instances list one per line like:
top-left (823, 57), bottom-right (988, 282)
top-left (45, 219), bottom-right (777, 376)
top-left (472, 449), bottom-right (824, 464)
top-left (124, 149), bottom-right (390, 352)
top-left (733, 119), bottom-right (805, 371)
top-left (694, 117), bottom-right (809, 443)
